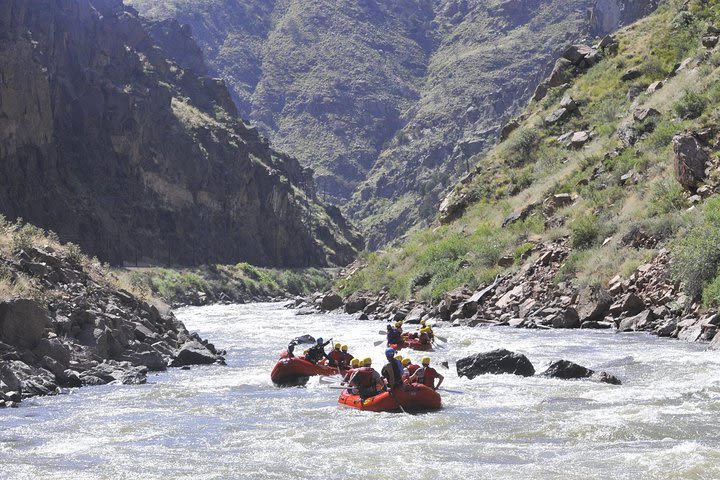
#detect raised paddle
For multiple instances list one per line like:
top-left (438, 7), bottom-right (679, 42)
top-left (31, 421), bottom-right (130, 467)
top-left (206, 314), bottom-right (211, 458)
top-left (373, 340), bottom-right (385, 346)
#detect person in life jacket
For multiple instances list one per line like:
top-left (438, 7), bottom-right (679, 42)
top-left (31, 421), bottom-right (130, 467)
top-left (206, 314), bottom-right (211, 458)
top-left (340, 345), bottom-right (353, 367)
top-left (409, 356), bottom-right (444, 390)
top-left (327, 343), bottom-right (344, 367)
top-left (348, 357), bottom-right (382, 398)
top-left (381, 348), bottom-right (404, 389)
top-left (305, 337), bottom-right (331, 364)
top-left (401, 357), bottom-right (420, 381)
top-left (417, 327), bottom-right (431, 345)
top-left (342, 358), bottom-right (361, 383)
top-left (420, 320), bottom-right (435, 342)
top-left (386, 323), bottom-right (402, 346)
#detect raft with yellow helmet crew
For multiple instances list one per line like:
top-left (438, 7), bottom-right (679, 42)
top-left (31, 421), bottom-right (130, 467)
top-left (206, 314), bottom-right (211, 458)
top-left (337, 348), bottom-right (443, 412)
top-left (271, 337), bottom-right (354, 386)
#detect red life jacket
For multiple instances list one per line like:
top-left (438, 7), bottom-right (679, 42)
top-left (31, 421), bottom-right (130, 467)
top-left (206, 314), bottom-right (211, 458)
top-left (417, 366), bottom-right (437, 387)
top-left (329, 349), bottom-right (343, 363)
top-left (407, 364), bottom-right (420, 375)
top-left (351, 367), bottom-right (374, 387)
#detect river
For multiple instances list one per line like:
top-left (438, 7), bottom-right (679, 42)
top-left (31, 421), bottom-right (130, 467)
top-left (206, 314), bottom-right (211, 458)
top-left (1, 303), bottom-right (719, 479)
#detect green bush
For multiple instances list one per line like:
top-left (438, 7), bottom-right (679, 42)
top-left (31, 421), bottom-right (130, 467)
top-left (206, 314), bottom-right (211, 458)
top-left (570, 213), bottom-right (601, 249)
top-left (702, 273), bottom-right (720, 307)
top-left (503, 128), bottom-right (540, 167)
top-left (672, 198), bottom-right (720, 298)
top-left (649, 179), bottom-right (688, 214)
top-left (673, 91), bottom-right (708, 120)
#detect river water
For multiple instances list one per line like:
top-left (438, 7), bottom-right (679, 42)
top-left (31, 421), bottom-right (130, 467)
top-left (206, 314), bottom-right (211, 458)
top-left (1, 303), bottom-right (719, 479)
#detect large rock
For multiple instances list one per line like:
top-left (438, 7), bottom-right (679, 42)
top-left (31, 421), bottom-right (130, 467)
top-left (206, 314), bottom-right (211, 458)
top-left (576, 286), bottom-right (612, 323)
top-left (456, 349), bottom-right (535, 379)
top-left (320, 293), bottom-right (344, 311)
top-left (0, 300), bottom-right (51, 349)
top-left (542, 360), bottom-right (622, 385)
top-left (541, 360), bottom-right (593, 379)
top-left (673, 133), bottom-right (709, 191)
top-left (609, 293), bottom-right (645, 317)
top-left (552, 308), bottom-right (580, 328)
top-left (171, 341), bottom-right (219, 367)
top-left (344, 292), bottom-right (369, 314)
top-left (618, 310), bottom-right (654, 332)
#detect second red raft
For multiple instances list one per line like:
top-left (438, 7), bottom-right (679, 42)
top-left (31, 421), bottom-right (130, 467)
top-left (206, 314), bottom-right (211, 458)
top-left (338, 383), bottom-right (442, 412)
top-left (271, 356), bottom-right (343, 386)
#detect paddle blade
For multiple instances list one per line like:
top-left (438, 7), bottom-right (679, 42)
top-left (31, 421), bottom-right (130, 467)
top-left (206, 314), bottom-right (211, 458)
top-left (373, 340), bottom-right (384, 346)
top-left (439, 388), bottom-right (464, 394)
top-left (434, 335), bottom-right (448, 343)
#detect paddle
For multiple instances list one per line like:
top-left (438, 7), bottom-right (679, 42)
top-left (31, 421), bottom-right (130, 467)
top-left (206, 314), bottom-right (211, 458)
top-left (373, 340), bottom-right (384, 346)
top-left (438, 388), bottom-right (463, 394)
top-left (386, 385), bottom-right (409, 415)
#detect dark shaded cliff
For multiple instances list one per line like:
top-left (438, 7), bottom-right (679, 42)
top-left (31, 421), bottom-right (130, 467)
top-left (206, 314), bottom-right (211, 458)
top-left (0, 0), bottom-right (362, 267)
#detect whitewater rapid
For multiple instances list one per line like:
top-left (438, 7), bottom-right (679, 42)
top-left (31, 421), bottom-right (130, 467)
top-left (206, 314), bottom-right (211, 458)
top-left (1, 303), bottom-right (719, 479)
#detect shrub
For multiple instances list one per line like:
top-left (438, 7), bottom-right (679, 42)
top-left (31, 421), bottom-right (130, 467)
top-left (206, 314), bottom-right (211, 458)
top-left (570, 213), bottom-right (601, 249)
top-left (65, 242), bottom-right (84, 265)
top-left (503, 128), bottom-right (540, 167)
top-left (649, 178), bottom-right (688, 214)
top-left (673, 91), bottom-right (708, 120)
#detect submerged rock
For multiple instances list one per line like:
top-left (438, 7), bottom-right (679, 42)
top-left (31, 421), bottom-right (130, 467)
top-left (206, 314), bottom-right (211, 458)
top-left (542, 359), bottom-right (622, 385)
top-left (171, 341), bottom-right (221, 367)
top-left (456, 349), bottom-right (535, 379)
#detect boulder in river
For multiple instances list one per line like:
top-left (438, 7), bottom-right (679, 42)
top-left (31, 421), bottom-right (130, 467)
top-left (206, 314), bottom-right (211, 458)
top-left (344, 292), bottom-right (369, 314)
top-left (542, 359), bottom-right (622, 385)
top-left (171, 341), bottom-right (220, 367)
top-left (456, 349), bottom-right (535, 379)
top-left (576, 286), bottom-right (612, 323)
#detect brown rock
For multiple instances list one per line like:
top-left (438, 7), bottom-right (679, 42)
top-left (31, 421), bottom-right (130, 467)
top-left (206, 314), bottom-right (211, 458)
top-left (618, 310), bottom-right (654, 332)
top-left (673, 133), bottom-right (709, 191)
top-left (553, 308), bottom-right (580, 328)
top-left (0, 300), bottom-right (51, 350)
top-left (609, 293), bottom-right (645, 317)
top-left (577, 286), bottom-right (612, 323)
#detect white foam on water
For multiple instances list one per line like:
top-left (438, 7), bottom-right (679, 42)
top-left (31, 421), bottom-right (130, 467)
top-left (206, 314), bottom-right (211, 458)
top-left (1, 302), bottom-right (719, 479)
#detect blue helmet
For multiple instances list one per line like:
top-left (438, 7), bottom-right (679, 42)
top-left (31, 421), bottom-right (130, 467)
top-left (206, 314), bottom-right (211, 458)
top-left (385, 347), bottom-right (396, 357)
top-left (316, 337), bottom-right (323, 344)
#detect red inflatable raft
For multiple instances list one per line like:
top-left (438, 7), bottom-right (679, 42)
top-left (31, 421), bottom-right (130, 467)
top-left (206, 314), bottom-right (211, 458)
top-left (389, 339), bottom-right (433, 351)
top-left (338, 384), bottom-right (442, 412)
top-left (271, 356), bottom-right (343, 386)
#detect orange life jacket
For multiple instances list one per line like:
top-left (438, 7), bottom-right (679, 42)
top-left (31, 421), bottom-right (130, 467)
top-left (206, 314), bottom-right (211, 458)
top-left (407, 364), bottom-right (420, 375)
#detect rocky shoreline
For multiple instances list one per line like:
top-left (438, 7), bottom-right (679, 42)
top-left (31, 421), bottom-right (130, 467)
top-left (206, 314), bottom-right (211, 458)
top-left (294, 238), bottom-right (719, 350)
top-left (0, 245), bottom-right (224, 408)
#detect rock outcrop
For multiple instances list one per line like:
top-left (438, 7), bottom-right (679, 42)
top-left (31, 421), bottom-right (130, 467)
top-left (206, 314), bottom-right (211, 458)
top-left (456, 349), bottom-right (535, 379)
top-left (0, 0), bottom-right (361, 268)
top-left (541, 359), bottom-right (621, 384)
top-left (0, 242), bottom-right (223, 407)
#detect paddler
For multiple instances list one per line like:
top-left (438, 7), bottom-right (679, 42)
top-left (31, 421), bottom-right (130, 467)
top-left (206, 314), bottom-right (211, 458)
top-left (417, 327), bottom-right (431, 346)
top-left (401, 357), bottom-right (419, 381)
top-left (420, 319), bottom-right (435, 342)
top-left (386, 323), bottom-right (402, 346)
top-left (409, 356), bottom-right (444, 390)
top-left (341, 358), bottom-right (361, 388)
top-left (348, 357), bottom-right (382, 399)
top-left (340, 344), bottom-right (353, 367)
top-left (327, 343), bottom-right (344, 367)
top-left (381, 348), bottom-right (404, 389)
top-left (305, 337), bottom-right (331, 364)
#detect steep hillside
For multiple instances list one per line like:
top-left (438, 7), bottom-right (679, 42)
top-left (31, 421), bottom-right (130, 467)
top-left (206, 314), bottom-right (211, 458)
top-left (129, 0), bottom-right (658, 248)
top-left (338, 0), bottom-right (720, 338)
top-left (0, 0), bottom-right (361, 268)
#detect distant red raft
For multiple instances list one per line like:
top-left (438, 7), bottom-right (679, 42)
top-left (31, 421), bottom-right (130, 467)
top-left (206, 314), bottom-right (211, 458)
top-left (271, 356), bottom-right (343, 386)
top-left (389, 339), bottom-right (433, 351)
top-left (338, 384), bottom-right (442, 413)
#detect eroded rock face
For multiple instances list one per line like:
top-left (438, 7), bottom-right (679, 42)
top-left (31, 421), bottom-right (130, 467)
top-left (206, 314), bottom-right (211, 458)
top-left (456, 349), bottom-right (535, 379)
top-left (0, 245), bottom-right (224, 405)
top-left (673, 133), bottom-right (709, 191)
top-left (0, 0), bottom-right (361, 268)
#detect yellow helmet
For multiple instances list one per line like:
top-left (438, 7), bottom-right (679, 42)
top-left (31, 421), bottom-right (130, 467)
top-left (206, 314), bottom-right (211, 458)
top-left (420, 319), bottom-right (426, 326)
top-left (394, 354), bottom-right (403, 361)
top-left (402, 358), bottom-right (411, 366)
top-left (341, 345), bottom-right (348, 351)
top-left (303, 350), bottom-right (309, 355)
top-left (395, 322), bottom-right (403, 328)
top-left (363, 357), bottom-right (372, 366)
top-left (350, 358), bottom-right (360, 367)
top-left (421, 356), bottom-right (431, 365)
top-left (334, 343), bottom-right (342, 349)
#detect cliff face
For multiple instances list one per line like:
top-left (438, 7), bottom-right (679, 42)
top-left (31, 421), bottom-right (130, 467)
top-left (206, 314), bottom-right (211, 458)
top-left (129, 0), bottom-right (658, 248)
top-left (0, 0), bottom-right (362, 267)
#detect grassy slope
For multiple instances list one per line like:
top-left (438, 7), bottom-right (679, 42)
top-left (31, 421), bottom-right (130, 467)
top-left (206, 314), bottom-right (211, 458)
top-left (122, 264), bottom-right (334, 305)
top-left (340, 0), bottom-right (720, 308)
